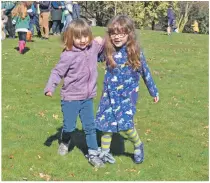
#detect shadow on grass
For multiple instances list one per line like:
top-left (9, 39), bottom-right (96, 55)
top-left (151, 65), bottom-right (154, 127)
top-left (14, 47), bottom-right (30, 54)
top-left (44, 127), bottom-right (133, 159)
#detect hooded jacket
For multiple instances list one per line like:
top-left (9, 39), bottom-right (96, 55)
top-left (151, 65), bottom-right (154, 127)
top-left (44, 39), bottom-right (104, 100)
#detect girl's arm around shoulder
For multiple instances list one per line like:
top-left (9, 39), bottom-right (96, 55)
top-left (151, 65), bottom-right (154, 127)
top-left (138, 51), bottom-right (159, 102)
top-left (44, 51), bottom-right (72, 96)
top-left (93, 36), bottom-right (105, 54)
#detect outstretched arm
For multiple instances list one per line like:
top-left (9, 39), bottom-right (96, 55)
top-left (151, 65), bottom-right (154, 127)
top-left (138, 52), bottom-right (159, 103)
top-left (44, 52), bottom-right (71, 96)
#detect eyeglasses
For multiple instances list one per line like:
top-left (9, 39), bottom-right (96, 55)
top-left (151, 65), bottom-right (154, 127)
top-left (110, 33), bottom-right (127, 39)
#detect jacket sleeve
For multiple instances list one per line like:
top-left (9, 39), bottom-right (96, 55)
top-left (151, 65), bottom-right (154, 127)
top-left (44, 52), bottom-right (71, 94)
top-left (93, 38), bottom-right (105, 54)
top-left (12, 16), bottom-right (18, 25)
top-left (138, 52), bottom-right (159, 97)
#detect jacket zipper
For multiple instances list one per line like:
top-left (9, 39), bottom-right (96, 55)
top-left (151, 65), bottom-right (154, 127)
top-left (85, 51), bottom-right (91, 98)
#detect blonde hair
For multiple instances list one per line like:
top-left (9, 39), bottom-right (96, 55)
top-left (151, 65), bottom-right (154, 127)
top-left (63, 19), bottom-right (93, 51)
top-left (11, 2), bottom-right (28, 19)
top-left (105, 15), bottom-right (140, 70)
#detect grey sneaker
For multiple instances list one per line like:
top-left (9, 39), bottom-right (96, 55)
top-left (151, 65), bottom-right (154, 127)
top-left (58, 142), bottom-right (69, 156)
top-left (99, 150), bottom-right (116, 164)
top-left (88, 149), bottom-right (105, 168)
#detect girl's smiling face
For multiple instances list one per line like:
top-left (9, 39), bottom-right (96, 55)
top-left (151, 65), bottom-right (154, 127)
top-left (110, 32), bottom-right (128, 48)
top-left (73, 36), bottom-right (89, 49)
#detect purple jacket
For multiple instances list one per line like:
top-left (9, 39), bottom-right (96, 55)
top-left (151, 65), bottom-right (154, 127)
top-left (44, 40), bottom-right (104, 101)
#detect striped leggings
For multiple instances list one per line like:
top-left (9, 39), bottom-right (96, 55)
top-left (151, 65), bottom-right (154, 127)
top-left (101, 127), bottom-right (142, 152)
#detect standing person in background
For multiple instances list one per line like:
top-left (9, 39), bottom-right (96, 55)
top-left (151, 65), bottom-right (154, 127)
top-left (51, 1), bottom-right (62, 36)
top-left (167, 5), bottom-right (175, 36)
top-left (38, 1), bottom-right (50, 40)
top-left (1, 1), bottom-right (16, 39)
top-left (11, 2), bottom-right (30, 54)
top-left (191, 20), bottom-right (199, 34)
top-left (62, 1), bottom-right (73, 32)
top-left (28, 2), bottom-right (41, 38)
top-left (72, 1), bottom-right (80, 20)
top-left (1, 9), bottom-right (8, 40)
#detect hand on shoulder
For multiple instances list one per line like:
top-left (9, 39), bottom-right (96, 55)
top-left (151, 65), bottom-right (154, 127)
top-left (94, 36), bottom-right (103, 44)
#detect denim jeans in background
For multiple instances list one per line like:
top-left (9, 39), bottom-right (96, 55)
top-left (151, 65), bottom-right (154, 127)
top-left (61, 99), bottom-right (98, 150)
top-left (62, 14), bottom-right (72, 32)
top-left (72, 4), bottom-right (80, 20)
top-left (52, 20), bottom-right (61, 34)
top-left (29, 15), bottom-right (41, 36)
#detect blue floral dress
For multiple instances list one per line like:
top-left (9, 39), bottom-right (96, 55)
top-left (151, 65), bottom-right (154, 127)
top-left (95, 45), bottom-right (159, 133)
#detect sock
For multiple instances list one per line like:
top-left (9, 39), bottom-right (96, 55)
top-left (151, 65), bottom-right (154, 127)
top-left (125, 128), bottom-right (142, 154)
top-left (101, 132), bottom-right (112, 152)
top-left (60, 130), bottom-right (72, 144)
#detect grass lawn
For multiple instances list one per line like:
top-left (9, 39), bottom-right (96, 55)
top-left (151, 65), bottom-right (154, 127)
top-left (1, 27), bottom-right (209, 181)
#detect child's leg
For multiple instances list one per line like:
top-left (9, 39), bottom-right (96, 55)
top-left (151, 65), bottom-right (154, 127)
top-left (100, 132), bottom-right (115, 164)
top-left (101, 132), bottom-right (113, 152)
top-left (79, 98), bottom-right (98, 151)
top-left (124, 128), bottom-right (142, 148)
top-left (59, 100), bottom-right (80, 155)
top-left (124, 127), bottom-right (144, 164)
top-left (79, 98), bottom-right (104, 168)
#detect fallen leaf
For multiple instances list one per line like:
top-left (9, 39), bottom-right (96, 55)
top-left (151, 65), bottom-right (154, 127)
top-left (147, 139), bottom-right (151, 142)
top-left (53, 114), bottom-right (59, 120)
top-left (204, 126), bottom-right (208, 129)
top-left (39, 173), bottom-right (51, 181)
top-left (39, 111), bottom-right (45, 117)
top-left (145, 129), bottom-right (151, 134)
top-left (125, 168), bottom-right (137, 172)
top-left (69, 173), bottom-right (75, 177)
top-left (9, 155), bottom-right (14, 159)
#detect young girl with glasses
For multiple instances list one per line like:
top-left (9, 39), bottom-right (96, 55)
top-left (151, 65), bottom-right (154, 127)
top-left (95, 15), bottom-right (159, 164)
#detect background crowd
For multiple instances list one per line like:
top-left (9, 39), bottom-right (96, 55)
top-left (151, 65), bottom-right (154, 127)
top-left (1, 1), bottom-right (80, 40)
top-left (1, 1), bottom-right (207, 42)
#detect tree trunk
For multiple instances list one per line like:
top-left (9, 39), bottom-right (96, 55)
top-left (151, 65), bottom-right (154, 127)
top-left (151, 20), bottom-right (155, 30)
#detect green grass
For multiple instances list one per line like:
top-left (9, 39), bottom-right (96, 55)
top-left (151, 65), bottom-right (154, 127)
top-left (2, 27), bottom-right (209, 181)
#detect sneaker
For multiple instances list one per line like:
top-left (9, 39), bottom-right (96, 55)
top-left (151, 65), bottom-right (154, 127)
top-left (58, 142), bottom-right (69, 156)
top-left (134, 143), bottom-right (144, 164)
top-left (99, 149), bottom-right (116, 164)
top-left (88, 149), bottom-right (105, 168)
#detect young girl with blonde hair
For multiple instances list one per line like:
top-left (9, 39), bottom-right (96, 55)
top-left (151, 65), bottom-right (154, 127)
top-left (95, 15), bottom-right (159, 164)
top-left (11, 2), bottom-right (30, 54)
top-left (44, 18), bottom-right (104, 168)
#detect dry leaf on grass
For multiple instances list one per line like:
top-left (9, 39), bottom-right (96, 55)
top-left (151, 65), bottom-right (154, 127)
top-left (204, 126), bottom-right (208, 129)
top-left (69, 173), bottom-right (75, 177)
top-left (9, 155), bottom-right (14, 159)
top-left (53, 114), bottom-right (59, 120)
top-left (39, 173), bottom-right (51, 181)
top-left (38, 111), bottom-right (45, 117)
top-left (125, 168), bottom-right (137, 172)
